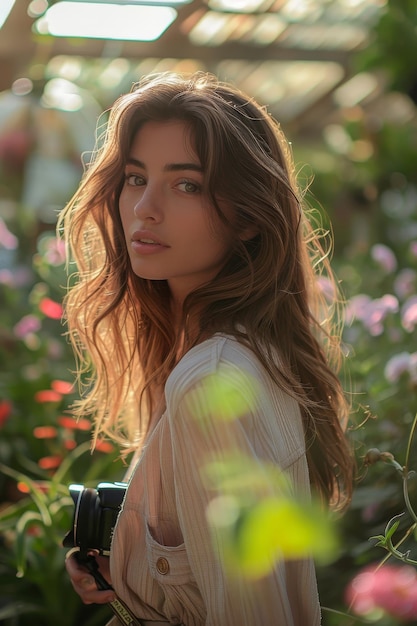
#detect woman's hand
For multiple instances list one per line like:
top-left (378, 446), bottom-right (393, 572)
top-left (65, 549), bottom-right (116, 605)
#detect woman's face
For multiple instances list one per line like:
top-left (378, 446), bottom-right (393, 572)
top-left (118, 119), bottom-right (234, 304)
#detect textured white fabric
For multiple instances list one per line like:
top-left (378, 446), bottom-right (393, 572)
top-left (108, 335), bottom-right (321, 626)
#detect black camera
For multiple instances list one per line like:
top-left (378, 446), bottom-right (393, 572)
top-left (63, 482), bottom-right (127, 557)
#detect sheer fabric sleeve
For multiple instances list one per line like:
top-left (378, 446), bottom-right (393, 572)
top-left (166, 352), bottom-right (321, 626)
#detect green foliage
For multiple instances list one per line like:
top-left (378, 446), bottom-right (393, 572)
top-left (355, 0), bottom-right (417, 97)
top-left (0, 221), bottom-right (126, 625)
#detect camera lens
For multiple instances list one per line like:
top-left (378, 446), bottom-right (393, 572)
top-left (63, 482), bottom-right (127, 556)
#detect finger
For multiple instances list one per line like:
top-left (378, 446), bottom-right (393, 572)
top-left (65, 551), bottom-right (115, 604)
top-left (65, 551), bottom-right (89, 580)
top-left (94, 554), bottom-right (112, 585)
top-left (71, 578), bottom-right (116, 605)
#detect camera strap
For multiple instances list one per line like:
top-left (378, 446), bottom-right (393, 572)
top-left (80, 554), bottom-right (145, 626)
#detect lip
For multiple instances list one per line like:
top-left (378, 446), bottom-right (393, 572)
top-left (131, 230), bottom-right (168, 246)
top-left (130, 230), bottom-right (169, 255)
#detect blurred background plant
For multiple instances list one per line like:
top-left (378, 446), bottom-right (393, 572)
top-left (0, 221), bottom-right (128, 624)
top-left (1, 0), bottom-right (417, 624)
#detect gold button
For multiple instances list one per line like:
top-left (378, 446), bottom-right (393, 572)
top-left (156, 557), bottom-right (169, 575)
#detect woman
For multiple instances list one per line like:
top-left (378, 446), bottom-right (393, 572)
top-left (62, 72), bottom-right (354, 625)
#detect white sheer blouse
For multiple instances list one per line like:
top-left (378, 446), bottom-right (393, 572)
top-left (108, 334), bottom-right (321, 626)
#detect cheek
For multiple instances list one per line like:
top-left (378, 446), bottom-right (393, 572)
top-left (208, 226), bottom-right (234, 262)
top-left (118, 200), bottom-right (129, 230)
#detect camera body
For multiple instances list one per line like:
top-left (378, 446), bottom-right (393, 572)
top-left (63, 482), bottom-right (127, 557)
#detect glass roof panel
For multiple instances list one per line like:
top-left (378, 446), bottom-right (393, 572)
top-left (279, 23), bottom-right (368, 50)
top-left (215, 59), bottom-right (344, 120)
top-left (208, 0), bottom-right (275, 11)
top-left (34, 2), bottom-right (177, 41)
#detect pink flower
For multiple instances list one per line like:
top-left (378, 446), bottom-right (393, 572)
top-left (346, 564), bottom-right (417, 621)
top-left (13, 314), bottom-right (41, 339)
top-left (384, 352), bottom-right (413, 383)
top-left (316, 276), bottom-right (335, 302)
top-left (0, 218), bottom-right (18, 250)
top-left (394, 269), bottom-right (416, 300)
top-left (345, 294), bottom-right (372, 325)
top-left (402, 296), bottom-right (417, 332)
top-left (43, 237), bottom-right (66, 266)
top-left (39, 298), bottom-right (63, 320)
top-left (346, 293), bottom-right (399, 336)
top-left (371, 244), bottom-right (397, 273)
top-left (0, 266), bottom-right (31, 287)
top-left (0, 269), bottom-right (13, 286)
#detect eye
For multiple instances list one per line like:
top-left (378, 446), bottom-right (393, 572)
top-left (177, 180), bottom-right (201, 194)
top-left (125, 173), bottom-right (145, 186)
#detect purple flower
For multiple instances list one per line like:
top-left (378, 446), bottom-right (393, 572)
top-left (371, 244), bottom-right (397, 274)
top-left (13, 315), bottom-right (41, 339)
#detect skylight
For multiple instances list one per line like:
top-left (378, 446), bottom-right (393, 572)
top-left (0, 0), bottom-right (16, 29)
top-left (34, 1), bottom-right (177, 41)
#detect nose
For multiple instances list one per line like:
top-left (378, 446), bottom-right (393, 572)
top-left (133, 183), bottom-right (162, 221)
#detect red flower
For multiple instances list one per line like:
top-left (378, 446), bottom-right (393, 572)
top-left (17, 481), bottom-right (49, 494)
top-left (58, 416), bottom-right (91, 431)
top-left (95, 440), bottom-right (114, 453)
top-left (33, 426), bottom-right (58, 439)
top-left (39, 298), bottom-right (63, 320)
top-left (0, 399), bottom-right (12, 427)
top-left (51, 380), bottom-right (74, 395)
top-left (35, 390), bottom-right (62, 403)
top-left (38, 456), bottom-right (62, 470)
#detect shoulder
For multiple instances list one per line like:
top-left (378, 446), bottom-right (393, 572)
top-left (165, 334), bottom-right (262, 400)
top-left (165, 333), bottom-right (301, 428)
top-left (165, 335), bottom-right (306, 468)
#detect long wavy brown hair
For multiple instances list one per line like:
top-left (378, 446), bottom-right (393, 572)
top-left (58, 71), bottom-right (354, 510)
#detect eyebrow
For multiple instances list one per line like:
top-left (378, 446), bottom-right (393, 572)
top-left (126, 157), bottom-right (203, 173)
